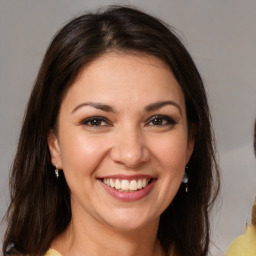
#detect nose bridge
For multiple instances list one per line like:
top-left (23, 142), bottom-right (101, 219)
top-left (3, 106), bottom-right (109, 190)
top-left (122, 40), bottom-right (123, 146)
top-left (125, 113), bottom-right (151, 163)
top-left (110, 124), bottom-right (149, 167)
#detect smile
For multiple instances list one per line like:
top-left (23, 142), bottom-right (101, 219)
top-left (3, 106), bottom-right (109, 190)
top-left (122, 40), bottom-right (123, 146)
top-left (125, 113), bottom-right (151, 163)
top-left (98, 176), bottom-right (156, 202)
top-left (102, 178), bottom-right (151, 192)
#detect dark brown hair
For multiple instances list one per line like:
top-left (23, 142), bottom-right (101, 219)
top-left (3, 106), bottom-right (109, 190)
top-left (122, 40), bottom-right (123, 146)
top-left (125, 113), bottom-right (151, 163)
top-left (2, 6), bottom-right (220, 256)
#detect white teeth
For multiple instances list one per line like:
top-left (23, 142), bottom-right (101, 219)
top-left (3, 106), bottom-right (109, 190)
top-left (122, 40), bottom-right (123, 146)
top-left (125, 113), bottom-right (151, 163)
top-left (137, 179), bottom-right (142, 189)
top-left (129, 180), bottom-right (137, 191)
top-left (110, 178), bottom-right (115, 188)
top-left (115, 179), bottom-right (121, 190)
top-left (121, 180), bottom-right (130, 190)
top-left (102, 178), bottom-right (151, 192)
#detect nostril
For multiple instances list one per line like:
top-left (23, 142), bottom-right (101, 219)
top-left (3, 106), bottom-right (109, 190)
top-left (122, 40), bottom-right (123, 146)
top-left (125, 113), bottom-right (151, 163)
top-left (110, 147), bottom-right (150, 168)
top-left (109, 133), bottom-right (150, 167)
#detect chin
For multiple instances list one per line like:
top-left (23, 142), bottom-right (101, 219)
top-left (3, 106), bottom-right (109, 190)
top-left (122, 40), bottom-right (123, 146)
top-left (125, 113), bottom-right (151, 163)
top-left (103, 208), bottom-right (159, 232)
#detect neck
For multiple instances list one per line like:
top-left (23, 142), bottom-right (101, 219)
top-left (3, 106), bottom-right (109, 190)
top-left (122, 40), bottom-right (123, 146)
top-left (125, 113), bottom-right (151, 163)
top-left (52, 207), bottom-right (165, 256)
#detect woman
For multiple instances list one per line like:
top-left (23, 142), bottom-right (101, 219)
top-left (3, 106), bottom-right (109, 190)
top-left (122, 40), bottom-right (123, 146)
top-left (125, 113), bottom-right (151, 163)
top-left (225, 120), bottom-right (256, 256)
top-left (2, 6), bottom-right (220, 256)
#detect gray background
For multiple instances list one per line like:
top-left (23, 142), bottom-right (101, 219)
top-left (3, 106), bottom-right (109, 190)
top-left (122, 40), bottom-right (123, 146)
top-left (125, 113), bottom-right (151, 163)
top-left (0, 0), bottom-right (256, 255)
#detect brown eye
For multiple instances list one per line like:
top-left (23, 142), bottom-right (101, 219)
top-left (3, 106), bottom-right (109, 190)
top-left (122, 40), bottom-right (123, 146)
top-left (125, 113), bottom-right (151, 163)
top-left (147, 115), bottom-right (176, 126)
top-left (82, 117), bottom-right (109, 127)
top-left (88, 119), bottom-right (102, 126)
top-left (151, 117), bottom-right (165, 125)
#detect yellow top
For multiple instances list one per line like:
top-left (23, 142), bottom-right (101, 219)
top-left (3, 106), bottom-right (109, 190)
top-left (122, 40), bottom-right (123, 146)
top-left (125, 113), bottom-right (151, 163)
top-left (226, 226), bottom-right (256, 256)
top-left (45, 247), bottom-right (176, 256)
top-left (45, 248), bottom-right (62, 256)
top-left (226, 198), bottom-right (256, 256)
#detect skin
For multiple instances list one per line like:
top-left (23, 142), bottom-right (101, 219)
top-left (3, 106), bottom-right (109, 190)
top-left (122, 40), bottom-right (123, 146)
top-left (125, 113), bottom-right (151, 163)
top-left (48, 53), bottom-right (195, 256)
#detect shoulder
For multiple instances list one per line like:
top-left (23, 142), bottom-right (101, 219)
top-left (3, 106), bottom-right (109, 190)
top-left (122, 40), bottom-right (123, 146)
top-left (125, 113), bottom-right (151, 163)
top-left (226, 226), bottom-right (256, 256)
top-left (44, 249), bottom-right (62, 256)
top-left (3, 248), bottom-right (62, 256)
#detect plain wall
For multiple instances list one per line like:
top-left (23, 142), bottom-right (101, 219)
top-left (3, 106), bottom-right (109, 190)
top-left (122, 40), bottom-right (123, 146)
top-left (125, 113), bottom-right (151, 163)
top-left (1, 1), bottom-right (256, 255)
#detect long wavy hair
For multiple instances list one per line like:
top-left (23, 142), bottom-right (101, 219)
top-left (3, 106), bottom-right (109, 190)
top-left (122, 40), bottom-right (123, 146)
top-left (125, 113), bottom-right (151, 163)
top-left (2, 6), bottom-right (220, 256)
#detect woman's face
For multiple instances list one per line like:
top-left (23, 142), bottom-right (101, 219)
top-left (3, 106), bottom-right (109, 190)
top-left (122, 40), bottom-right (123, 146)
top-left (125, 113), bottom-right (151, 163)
top-left (48, 53), bottom-right (194, 231)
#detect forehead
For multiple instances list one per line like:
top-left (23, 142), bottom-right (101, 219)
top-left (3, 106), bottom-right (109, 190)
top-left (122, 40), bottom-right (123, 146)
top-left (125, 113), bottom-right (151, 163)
top-left (61, 53), bottom-right (185, 111)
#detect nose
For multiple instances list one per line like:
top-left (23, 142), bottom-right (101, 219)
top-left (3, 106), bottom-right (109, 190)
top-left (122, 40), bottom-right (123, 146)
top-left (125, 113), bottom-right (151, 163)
top-left (110, 126), bottom-right (150, 168)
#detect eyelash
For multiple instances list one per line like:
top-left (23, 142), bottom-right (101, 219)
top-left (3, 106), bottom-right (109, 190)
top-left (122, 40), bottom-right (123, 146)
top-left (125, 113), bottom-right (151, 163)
top-left (80, 115), bottom-right (177, 128)
top-left (81, 116), bottom-right (110, 127)
top-left (146, 115), bottom-right (177, 127)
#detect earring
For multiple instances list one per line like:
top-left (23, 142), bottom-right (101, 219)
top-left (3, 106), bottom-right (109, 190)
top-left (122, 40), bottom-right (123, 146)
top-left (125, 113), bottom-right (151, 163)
top-left (183, 166), bottom-right (189, 193)
top-left (55, 164), bottom-right (59, 179)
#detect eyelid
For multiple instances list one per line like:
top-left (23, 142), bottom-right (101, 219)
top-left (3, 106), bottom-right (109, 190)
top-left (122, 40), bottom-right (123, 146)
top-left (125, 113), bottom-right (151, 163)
top-left (80, 116), bottom-right (111, 126)
top-left (146, 115), bottom-right (177, 126)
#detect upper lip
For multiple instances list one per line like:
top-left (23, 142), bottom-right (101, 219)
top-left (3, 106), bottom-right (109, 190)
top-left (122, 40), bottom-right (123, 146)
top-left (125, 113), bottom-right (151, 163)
top-left (97, 174), bottom-right (156, 180)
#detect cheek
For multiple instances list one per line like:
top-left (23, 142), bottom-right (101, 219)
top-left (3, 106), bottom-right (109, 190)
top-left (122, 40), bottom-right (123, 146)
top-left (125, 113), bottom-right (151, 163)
top-left (149, 132), bottom-right (188, 169)
top-left (59, 131), bottom-right (108, 179)
top-left (148, 134), bottom-right (188, 214)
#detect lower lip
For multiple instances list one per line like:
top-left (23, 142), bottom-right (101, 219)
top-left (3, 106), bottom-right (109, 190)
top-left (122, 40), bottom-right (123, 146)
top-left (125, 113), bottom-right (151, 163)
top-left (99, 179), bottom-right (156, 202)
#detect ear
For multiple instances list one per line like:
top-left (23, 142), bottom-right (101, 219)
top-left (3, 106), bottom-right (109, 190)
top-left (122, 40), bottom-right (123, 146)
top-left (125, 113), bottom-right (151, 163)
top-left (186, 123), bottom-right (197, 164)
top-left (47, 129), bottom-right (63, 169)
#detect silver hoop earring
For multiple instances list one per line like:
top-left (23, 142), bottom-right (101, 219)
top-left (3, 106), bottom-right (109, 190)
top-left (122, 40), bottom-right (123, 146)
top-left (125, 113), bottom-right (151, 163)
top-left (55, 164), bottom-right (59, 179)
top-left (183, 166), bottom-right (189, 193)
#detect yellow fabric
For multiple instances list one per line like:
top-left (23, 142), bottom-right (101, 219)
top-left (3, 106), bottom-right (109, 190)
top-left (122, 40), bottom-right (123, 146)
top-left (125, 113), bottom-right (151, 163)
top-left (45, 247), bottom-right (175, 256)
top-left (226, 198), bottom-right (256, 256)
top-left (45, 248), bottom-right (62, 256)
top-left (226, 226), bottom-right (256, 256)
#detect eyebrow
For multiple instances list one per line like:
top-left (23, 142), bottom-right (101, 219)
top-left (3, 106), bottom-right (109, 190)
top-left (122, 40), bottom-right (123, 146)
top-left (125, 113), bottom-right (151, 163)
top-left (145, 100), bottom-right (182, 115)
top-left (71, 100), bottom-right (182, 115)
top-left (72, 102), bottom-right (115, 114)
